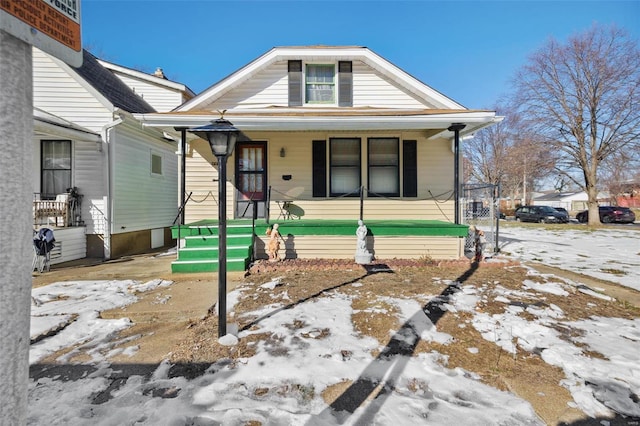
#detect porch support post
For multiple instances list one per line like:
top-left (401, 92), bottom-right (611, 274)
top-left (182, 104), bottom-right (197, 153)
top-left (0, 30), bottom-right (32, 424)
top-left (180, 128), bottom-right (186, 225)
top-left (359, 185), bottom-right (364, 221)
top-left (448, 123), bottom-right (466, 224)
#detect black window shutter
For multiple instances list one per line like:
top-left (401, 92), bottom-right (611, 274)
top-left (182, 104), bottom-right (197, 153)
top-left (403, 140), bottom-right (417, 197)
top-left (288, 60), bottom-right (302, 106)
top-left (312, 140), bottom-right (327, 197)
top-left (338, 61), bottom-right (352, 107)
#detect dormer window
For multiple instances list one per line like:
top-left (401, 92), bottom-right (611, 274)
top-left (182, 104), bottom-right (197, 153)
top-left (288, 60), bottom-right (352, 107)
top-left (306, 64), bottom-right (335, 103)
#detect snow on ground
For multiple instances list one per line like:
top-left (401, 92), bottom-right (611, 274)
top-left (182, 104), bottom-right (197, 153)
top-left (499, 225), bottom-right (640, 291)
top-left (26, 226), bottom-right (640, 425)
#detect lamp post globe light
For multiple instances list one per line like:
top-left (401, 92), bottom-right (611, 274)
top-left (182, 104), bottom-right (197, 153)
top-left (188, 118), bottom-right (239, 338)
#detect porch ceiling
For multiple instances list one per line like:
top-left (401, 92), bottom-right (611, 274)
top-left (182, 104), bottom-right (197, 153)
top-left (135, 109), bottom-right (503, 140)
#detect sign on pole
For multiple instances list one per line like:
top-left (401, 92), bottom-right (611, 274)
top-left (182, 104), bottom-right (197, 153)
top-left (0, 0), bottom-right (82, 66)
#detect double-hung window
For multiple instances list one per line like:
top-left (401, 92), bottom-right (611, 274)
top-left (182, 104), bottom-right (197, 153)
top-left (368, 138), bottom-right (399, 196)
top-left (289, 60), bottom-right (352, 106)
top-left (313, 138), bottom-right (417, 198)
top-left (306, 64), bottom-right (335, 103)
top-left (41, 140), bottom-right (71, 199)
top-left (330, 138), bottom-right (361, 196)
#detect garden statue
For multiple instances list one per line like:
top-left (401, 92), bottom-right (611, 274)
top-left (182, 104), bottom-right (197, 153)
top-left (355, 220), bottom-right (373, 264)
top-left (469, 225), bottom-right (485, 263)
top-left (266, 223), bottom-right (283, 262)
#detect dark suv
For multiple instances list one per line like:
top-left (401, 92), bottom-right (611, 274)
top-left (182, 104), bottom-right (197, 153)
top-left (515, 205), bottom-right (569, 223)
top-left (576, 206), bottom-right (636, 224)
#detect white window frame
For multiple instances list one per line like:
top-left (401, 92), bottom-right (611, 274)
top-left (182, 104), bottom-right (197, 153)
top-left (305, 63), bottom-right (336, 104)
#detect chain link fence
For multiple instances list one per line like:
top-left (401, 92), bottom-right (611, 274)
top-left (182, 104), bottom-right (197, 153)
top-left (461, 183), bottom-right (501, 257)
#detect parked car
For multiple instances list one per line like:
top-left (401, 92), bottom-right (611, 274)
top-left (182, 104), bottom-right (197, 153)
top-left (514, 205), bottom-right (569, 223)
top-left (553, 207), bottom-right (570, 222)
top-left (576, 206), bottom-right (636, 224)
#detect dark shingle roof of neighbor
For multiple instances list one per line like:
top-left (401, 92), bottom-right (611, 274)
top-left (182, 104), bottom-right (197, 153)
top-left (73, 50), bottom-right (156, 114)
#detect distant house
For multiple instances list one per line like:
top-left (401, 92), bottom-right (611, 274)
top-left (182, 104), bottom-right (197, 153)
top-left (613, 178), bottom-right (640, 208)
top-left (32, 48), bottom-right (193, 264)
top-left (137, 46), bottom-right (503, 270)
top-left (532, 191), bottom-right (609, 212)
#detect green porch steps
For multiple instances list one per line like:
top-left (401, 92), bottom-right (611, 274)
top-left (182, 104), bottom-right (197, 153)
top-left (171, 223), bottom-right (254, 273)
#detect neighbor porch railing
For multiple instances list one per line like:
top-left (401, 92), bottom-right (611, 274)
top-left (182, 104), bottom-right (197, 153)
top-left (33, 190), bottom-right (82, 228)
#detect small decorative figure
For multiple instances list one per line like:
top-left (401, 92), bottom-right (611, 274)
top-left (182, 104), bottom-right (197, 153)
top-left (266, 223), bottom-right (283, 262)
top-left (355, 220), bottom-right (373, 264)
top-left (470, 225), bottom-right (485, 263)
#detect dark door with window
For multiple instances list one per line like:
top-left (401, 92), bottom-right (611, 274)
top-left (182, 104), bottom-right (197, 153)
top-left (235, 142), bottom-right (267, 218)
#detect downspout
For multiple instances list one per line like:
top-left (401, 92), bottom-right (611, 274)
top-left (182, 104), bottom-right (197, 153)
top-left (448, 123), bottom-right (466, 224)
top-left (101, 110), bottom-right (124, 260)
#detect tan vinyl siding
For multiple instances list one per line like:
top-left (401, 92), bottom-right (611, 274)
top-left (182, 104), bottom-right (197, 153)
top-left (183, 130), bottom-right (455, 222)
top-left (210, 62), bottom-right (289, 110)
top-left (269, 199), bottom-right (454, 221)
top-left (255, 235), bottom-right (463, 260)
top-left (183, 140), bottom-right (235, 223)
top-left (207, 60), bottom-right (431, 110)
top-left (352, 62), bottom-right (427, 108)
top-left (263, 131), bottom-right (454, 220)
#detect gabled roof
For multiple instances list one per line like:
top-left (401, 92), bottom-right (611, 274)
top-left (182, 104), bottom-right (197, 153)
top-left (73, 50), bottom-right (156, 114)
top-left (137, 45), bottom-right (502, 138)
top-left (177, 45), bottom-right (465, 112)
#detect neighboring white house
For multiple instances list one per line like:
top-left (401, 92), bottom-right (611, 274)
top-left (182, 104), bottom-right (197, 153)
top-left (32, 48), bottom-right (192, 263)
top-left (98, 59), bottom-right (195, 113)
top-left (137, 45), bottom-right (503, 262)
top-left (532, 191), bottom-right (610, 213)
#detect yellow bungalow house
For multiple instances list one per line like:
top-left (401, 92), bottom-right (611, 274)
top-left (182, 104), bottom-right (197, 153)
top-left (136, 46), bottom-right (502, 272)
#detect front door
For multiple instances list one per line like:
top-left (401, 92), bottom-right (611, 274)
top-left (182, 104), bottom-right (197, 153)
top-left (235, 141), bottom-right (267, 218)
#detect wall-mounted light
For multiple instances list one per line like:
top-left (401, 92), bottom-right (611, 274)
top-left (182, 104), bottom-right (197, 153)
top-left (280, 147), bottom-right (286, 158)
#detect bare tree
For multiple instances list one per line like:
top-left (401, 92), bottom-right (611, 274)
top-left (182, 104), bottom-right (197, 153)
top-left (464, 113), bottom-right (510, 186)
top-left (512, 24), bottom-right (640, 225)
top-left (464, 107), bottom-right (555, 208)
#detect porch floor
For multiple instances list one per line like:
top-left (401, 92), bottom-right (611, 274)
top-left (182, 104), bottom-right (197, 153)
top-left (173, 219), bottom-right (469, 238)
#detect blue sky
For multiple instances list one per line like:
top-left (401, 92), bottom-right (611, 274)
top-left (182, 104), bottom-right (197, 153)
top-left (81, 0), bottom-right (639, 109)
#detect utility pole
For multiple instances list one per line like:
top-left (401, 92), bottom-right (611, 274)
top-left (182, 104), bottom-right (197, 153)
top-left (1, 2), bottom-right (82, 421)
top-left (0, 29), bottom-right (33, 425)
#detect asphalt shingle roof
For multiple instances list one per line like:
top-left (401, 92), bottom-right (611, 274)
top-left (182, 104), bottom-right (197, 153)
top-left (73, 50), bottom-right (156, 114)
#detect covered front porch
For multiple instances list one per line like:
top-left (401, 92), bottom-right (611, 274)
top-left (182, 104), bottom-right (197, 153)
top-left (171, 218), bottom-right (469, 273)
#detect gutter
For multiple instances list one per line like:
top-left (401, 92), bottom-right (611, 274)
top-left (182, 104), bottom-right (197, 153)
top-left (100, 109), bottom-right (124, 260)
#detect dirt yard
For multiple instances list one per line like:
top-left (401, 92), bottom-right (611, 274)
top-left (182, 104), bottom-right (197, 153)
top-left (32, 253), bottom-right (640, 425)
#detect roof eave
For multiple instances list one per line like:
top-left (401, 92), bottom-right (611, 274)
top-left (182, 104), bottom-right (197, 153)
top-left (135, 111), bottom-right (500, 137)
